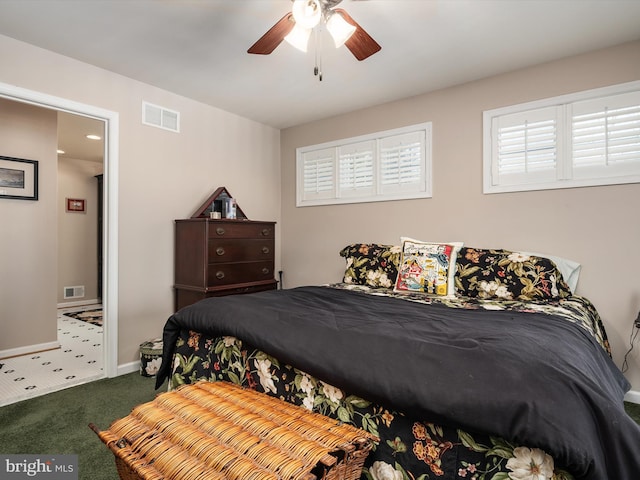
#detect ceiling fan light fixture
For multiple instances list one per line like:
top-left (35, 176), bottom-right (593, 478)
top-left (247, 1), bottom-right (381, 63)
top-left (326, 11), bottom-right (356, 48)
top-left (284, 23), bottom-right (312, 52)
top-left (291, 0), bottom-right (322, 29)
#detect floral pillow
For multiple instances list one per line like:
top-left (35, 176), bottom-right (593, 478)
top-left (393, 238), bottom-right (463, 297)
top-left (455, 248), bottom-right (573, 301)
top-left (339, 243), bottom-right (402, 289)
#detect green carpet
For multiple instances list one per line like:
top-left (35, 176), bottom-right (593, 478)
top-left (626, 399), bottom-right (640, 423)
top-left (0, 373), bottom-right (639, 480)
top-left (0, 373), bottom-right (162, 480)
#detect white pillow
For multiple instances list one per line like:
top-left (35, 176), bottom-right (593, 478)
top-left (522, 251), bottom-right (581, 293)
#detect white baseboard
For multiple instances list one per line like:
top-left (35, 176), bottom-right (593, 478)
top-left (0, 341), bottom-right (61, 360)
top-left (624, 389), bottom-right (640, 404)
top-left (116, 360), bottom-right (141, 376)
top-left (57, 298), bottom-right (101, 308)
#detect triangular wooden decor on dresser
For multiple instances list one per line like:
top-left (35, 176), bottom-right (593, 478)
top-left (190, 186), bottom-right (247, 220)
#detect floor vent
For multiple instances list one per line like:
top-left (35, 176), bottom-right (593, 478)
top-left (142, 101), bottom-right (180, 132)
top-left (64, 285), bottom-right (85, 299)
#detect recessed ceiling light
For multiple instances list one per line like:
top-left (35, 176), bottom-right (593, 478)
top-left (86, 134), bottom-right (101, 140)
top-left (57, 149), bottom-right (65, 154)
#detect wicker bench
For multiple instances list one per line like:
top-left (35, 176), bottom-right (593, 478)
top-left (90, 381), bottom-right (378, 480)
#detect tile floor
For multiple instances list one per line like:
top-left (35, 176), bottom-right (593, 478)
top-left (0, 304), bottom-right (104, 407)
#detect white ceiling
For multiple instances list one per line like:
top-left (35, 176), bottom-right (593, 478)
top-left (56, 112), bottom-right (105, 163)
top-left (1, 0), bottom-right (640, 159)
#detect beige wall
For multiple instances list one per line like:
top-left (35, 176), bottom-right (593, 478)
top-left (57, 157), bottom-right (103, 304)
top-left (281, 40), bottom-right (640, 391)
top-left (0, 34), bottom-right (281, 365)
top-left (2, 31), bottom-right (640, 393)
top-left (0, 98), bottom-right (58, 351)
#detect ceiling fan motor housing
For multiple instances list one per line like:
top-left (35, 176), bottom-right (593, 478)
top-left (292, 0), bottom-right (322, 29)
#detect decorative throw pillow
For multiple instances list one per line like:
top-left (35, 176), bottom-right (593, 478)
top-left (393, 238), bottom-right (463, 297)
top-left (339, 243), bottom-right (402, 289)
top-left (455, 248), bottom-right (573, 301)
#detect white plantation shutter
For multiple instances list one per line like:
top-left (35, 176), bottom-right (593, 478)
top-left (379, 131), bottom-right (426, 194)
top-left (300, 147), bottom-right (335, 202)
top-left (296, 123), bottom-right (432, 206)
top-left (484, 81), bottom-right (640, 193)
top-left (338, 141), bottom-right (374, 197)
top-left (571, 91), bottom-right (640, 179)
top-left (492, 107), bottom-right (560, 187)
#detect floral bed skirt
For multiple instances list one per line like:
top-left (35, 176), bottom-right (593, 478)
top-left (170, 330), bottom-right (573, 480)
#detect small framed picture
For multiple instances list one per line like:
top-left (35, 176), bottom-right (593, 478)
top-left (0, 156), bottom-right (39, 201)
top-left (66, 198), bottom-right (86, 213)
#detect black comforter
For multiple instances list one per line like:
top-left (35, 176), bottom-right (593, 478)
top-left (156, 286), bottom-right (640, 480)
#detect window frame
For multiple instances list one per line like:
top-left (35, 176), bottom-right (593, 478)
top-left (483, 80), bottom-right (640, 194)
top-left (296, 122), bottom-right (432, 207)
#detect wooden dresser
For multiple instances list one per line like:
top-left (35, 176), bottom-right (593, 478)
top-left (174, 218), bottom-right (277, 311)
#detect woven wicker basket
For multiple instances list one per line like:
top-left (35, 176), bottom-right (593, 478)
top-left (90, 381), bottom-right (378, 480)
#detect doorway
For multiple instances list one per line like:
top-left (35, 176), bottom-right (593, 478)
top-left (57, 112), bottom-right (104, 306)
top-left (0, 81), bottom-right (119, 380)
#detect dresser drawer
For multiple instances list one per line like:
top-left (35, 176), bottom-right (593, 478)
top-left (207, 261), bottom-right (274, 286)
top-left (208, 239), bottom-right (274, 263)
top-left (208, 222), bottom-right (274, 239)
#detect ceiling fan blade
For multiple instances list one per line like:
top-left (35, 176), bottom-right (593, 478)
top-left (247, 12), bottom-right (295, 55)
top-left (334, 8), bottom-right (381, 61)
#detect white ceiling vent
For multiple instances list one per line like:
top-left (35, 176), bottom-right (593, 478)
top-left (142, 101), bottom-right (180, 132)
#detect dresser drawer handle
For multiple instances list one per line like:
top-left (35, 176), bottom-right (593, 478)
top-left (216, 247), bottom-right (225, 256)
top-left (262, 268), bottom-right (270, 275)
top-left (216, 227), bottom-right (225, 236)
top-left (216, 271), bottom-right (225, 280)
top-left (261, 246), bottom-right (270, 254)
top-left (261, 228), bottom-right (270, 236)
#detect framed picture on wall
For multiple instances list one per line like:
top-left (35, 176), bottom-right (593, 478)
top-left (66, 198), bottom-right (86, 213)
top-left (0, 155), bottom-right (39, 201)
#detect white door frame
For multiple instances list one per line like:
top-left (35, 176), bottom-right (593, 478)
top-left (0, 82), bottom-right (119, 378)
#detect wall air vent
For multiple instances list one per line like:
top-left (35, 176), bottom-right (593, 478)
top-left (64, 285), bottom-right (85, 299)
top-left (142, 101), bottom-right (180, 132)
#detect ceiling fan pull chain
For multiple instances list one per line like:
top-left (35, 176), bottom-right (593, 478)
top-left (317, 27), bottom-right (323, 81)
top-left (314, 28), bottom-right (319, 77)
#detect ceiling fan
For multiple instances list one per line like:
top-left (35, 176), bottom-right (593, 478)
top-left (247, 0), bottom-right (381, 61)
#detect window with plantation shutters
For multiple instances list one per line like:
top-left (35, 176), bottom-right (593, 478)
top-left (300, 147), bottom-right (335, 203)
top-left (338, 140), bottom-right (375, 197)
top-left (484, 81), bottom-right (640, 194)
top-left (492, 107), bottom-right (560, 187)
top-left (571, 92), bottom-right (640, 179)
top-left (379, 131), bottom-right (426, 195)
top-left (296, 123), bottom-right (431, 206)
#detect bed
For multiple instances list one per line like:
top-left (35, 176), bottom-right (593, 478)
top-left (155, 242), bottom-right (640, 480)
